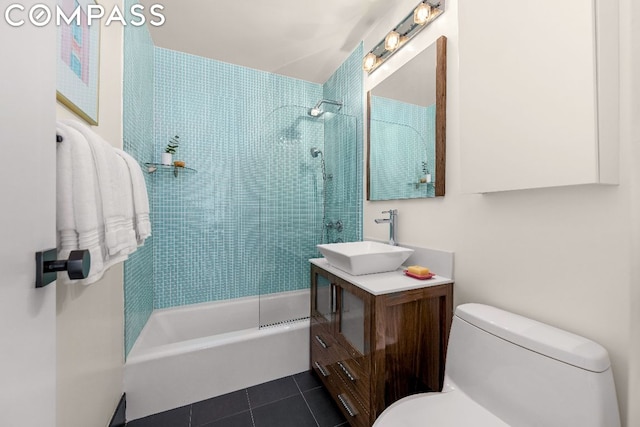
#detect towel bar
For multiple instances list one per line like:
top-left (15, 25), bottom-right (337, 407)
top-left (35, 249), bottom-right (91, 288)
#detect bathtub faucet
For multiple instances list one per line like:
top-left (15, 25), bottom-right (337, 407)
top-left (374, 209), bottom-right (397, 246)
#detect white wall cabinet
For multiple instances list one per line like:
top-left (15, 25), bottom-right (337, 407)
top-left (459, 0), bottom-right (619, 193)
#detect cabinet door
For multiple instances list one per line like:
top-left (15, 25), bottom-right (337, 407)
top-left (339, 287), bottom-right (366, 355)
top-left (459, 0), bottom-right (618, 193)
top-left (311, 269), bottom-right (335, 324)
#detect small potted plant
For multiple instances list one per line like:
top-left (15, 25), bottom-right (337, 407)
top-left (162, 135), bottom-right (180, 165)
top-left (419, 160), bottom-right (431, 184)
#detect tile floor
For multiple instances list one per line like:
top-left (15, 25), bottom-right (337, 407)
top-left (126, 371), bottom-right (348, 427)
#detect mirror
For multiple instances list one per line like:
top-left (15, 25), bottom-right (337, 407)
top-left (367, 36), bottom-right (447, 200)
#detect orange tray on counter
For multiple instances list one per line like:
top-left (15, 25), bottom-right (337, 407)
top-left (403, 270), bottom-right (436, 280)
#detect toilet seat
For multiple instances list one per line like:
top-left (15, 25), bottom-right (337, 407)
top-left (373, 391), bottom-right (510, 427)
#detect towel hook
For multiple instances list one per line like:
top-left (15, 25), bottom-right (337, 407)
top-left (35, 249), bottom-right (91, 288)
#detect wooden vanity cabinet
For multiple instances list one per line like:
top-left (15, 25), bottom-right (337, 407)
top-left (310, 264), bottom-right (453, 427)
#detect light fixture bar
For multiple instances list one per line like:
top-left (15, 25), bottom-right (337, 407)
top-left (362, 0), bottom-right (445, 73)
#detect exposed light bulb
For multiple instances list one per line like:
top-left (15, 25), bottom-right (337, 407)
top-left (384, 31), bottom-right (402, 51)
top-left (362, 52), bottom-right (378, 72)
top-left (414, 2), bottom-right (433, 25)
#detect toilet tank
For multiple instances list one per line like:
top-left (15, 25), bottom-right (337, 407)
top-left (444, 304), bottom-right (620, 427)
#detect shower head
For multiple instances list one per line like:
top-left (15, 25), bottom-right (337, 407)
top-left (310, 147), bottom-right (322, 158)
top-left (309, 107), bottom-right (323, 117)
top-left (308, 99), bottom-right (343, 117)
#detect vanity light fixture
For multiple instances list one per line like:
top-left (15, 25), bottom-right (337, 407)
top-left (362, 0), bottom-right (445, 73)
top-left (363, 52), bottom-right (380, 73)
top-left (413, 2), bottom-right (433, 25)
top-left (384, 30), bottom-right (404, 51)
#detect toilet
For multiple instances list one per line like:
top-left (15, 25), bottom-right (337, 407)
top-left (374, 303), bottom-right (621, 427)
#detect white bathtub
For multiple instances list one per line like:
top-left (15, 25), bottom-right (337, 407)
top-left (124, 290), bottom-right (311, 420)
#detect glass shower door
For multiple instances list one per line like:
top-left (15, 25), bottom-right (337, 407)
top-left (258, 106), bottom-right (324, 327)
top-left (258, 106), bottom-right (358, 327)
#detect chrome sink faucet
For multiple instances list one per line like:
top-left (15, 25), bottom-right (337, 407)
top-left (374, 209), bottom-right (397, 246)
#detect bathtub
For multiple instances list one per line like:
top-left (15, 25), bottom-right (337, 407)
top-left (124, 289), bottom-right (310, 420)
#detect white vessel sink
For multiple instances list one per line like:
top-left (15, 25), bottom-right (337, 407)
top-left (317, 241), bottom-right (414, 276)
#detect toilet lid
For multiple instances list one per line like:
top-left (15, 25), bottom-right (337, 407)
top-left (373, 391), bottom-right (510, 427)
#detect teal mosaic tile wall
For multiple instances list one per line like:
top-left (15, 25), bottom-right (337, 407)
top-left (122, 0), bottom-right (155, 356)
top-left (259, 105), bottom-right (326, 301)
top-left (369, 96), bottom-right (436, 200)
top-left (323, 43), bottom-right (364, 244)
top-left (123, 39), bottom-right (365, 350)
top-left (152, 48), bottom-right (329, 309)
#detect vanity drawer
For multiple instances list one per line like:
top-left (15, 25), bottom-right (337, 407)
top-left (311, 321), bottom-right (335, 356)
top-left (329, 375), bottom-right (370, 427)
top-left (330, 352), bottom-right (370, 406)
top-left (311, 322), bottom-right (337, 380)
top-left (311, 356), bottom-right (332, 381)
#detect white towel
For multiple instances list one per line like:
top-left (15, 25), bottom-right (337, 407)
top-left (111, 153), bottom-right (138, 256)
top-left (66, 124), bottom-right (105, 279)
top-left (57, 123), bottom-right (106, 284)
top-left (63, 120), bottom-right (137, 257)
top-left (56, 123), bottom-right (78, 260)
top-left (56, 120), bottom-right (150, 285)
top-left (115, 149), bottom-right (152, 245)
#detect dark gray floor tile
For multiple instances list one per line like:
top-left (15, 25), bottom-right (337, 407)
top-left (252, 395), bottom-right (317, 427)
top-left (192, 390), bottom-right (250, 426)
top-left (126, 405), bottom-right (190, 427)
top-left (247, 376), bottom-right (299, 408)
top-left (201, 410), bottom-right (254, 427)
top-left (293, 370), bottom-right (322, 391)
top-left (304, 386), bottom-right (346, 427)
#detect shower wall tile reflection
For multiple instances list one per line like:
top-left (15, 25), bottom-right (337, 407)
top-left (369, 96), bottom-right (436, 200)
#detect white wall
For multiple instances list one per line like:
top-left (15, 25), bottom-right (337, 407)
top-left (0, 2), bottom-right (57, 425)
top-left (56, 1), bottom-right (125, 426)
top-left (363, 1), bottom-right (638, 425)
top-left (623, 0), bottom-right (640, 424)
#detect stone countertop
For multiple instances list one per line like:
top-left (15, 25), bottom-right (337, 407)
top-left (310, 258), bottom-right (454, 296)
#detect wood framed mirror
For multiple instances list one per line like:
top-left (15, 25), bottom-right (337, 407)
top-left (367, 35), bottom-right (447, 200)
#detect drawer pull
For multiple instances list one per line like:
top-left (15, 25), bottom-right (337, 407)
top-left (315, 335), bottom-right (329, 349)
top-left (337, 393), bottom-right (358, 417)
top-left (337, 361), bottom-right (356, 382)
top-left (314, 361), bottom-right (329, 377)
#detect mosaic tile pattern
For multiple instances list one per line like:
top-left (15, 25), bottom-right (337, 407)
top-left (259, 105), bottom-right (326, 300)
top-left (323, 43), bottom-right (364, 244)
top-left (369, 96), bottom-right (436, 200)
top-left (122, 0), bottom-right (155, 356)
top-left (152, 48), bottom-right (328, 309)
top-left (123, 41), bottom-right (365, 346)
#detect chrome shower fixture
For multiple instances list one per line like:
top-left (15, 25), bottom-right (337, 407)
top-left (310, 147), bottom-right (322, 158)
top-left (308, 99), bottom-right (343, 117)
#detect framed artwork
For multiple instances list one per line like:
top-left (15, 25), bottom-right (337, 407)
top-left (56, 0), bottom-right (100, 125)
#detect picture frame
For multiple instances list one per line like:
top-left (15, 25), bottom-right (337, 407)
top-left (56, 0), bottom-right (101, 125)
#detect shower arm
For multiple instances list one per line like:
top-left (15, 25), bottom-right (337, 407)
top-left (312, 99), bottom-right (343, 111)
